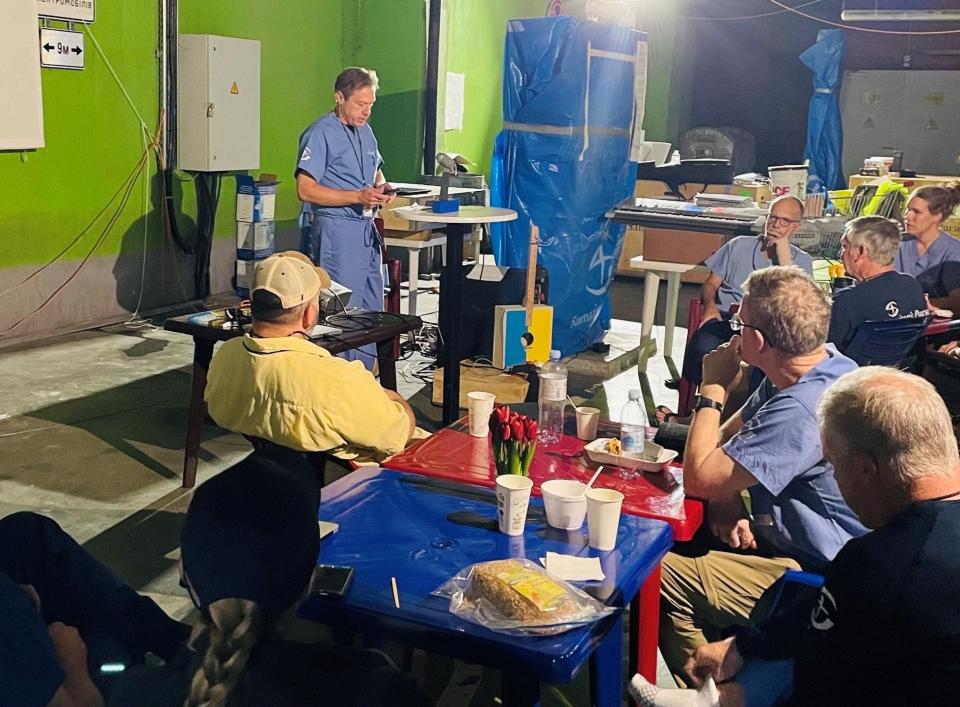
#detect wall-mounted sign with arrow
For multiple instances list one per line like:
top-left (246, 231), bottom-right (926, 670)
top-left (39, 28), bottom-right (85, 70)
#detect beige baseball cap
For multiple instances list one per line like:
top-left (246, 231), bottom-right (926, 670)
top-left (252, 251), bottom-right (332, 309)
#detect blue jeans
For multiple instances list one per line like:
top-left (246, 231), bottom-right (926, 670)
top-left (681, 314), bottom-right (735, 385)
top-left (0, 512), bottom-right (189, 688)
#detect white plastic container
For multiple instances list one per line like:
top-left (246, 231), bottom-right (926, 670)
top-left (540, 479), bottom-right (588, 530)
top-left (768, 164), bottom-right (808, 200)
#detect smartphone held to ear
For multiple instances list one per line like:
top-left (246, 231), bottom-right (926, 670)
top-left (310, 565), bottom-right (354, 599)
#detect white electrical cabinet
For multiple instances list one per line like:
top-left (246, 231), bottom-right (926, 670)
top-left (840, 70), bottom-right (960, 179)
top-left (178, 34), bottom-right (260, 172)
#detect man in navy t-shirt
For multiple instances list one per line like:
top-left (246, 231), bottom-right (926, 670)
top-left (659, 266), bottom-right (866, 684)
top-left (636, 367), bottom-right (960, 706)
top-left (828, 216), bottom-right (926, 352)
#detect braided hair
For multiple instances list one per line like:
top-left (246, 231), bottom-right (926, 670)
top-left (184, 598), bottom-right (264, 707)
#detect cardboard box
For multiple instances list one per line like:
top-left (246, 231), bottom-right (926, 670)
top-left (237, 221), bottom-right (276, 260)
top-left (383, 228), bottom-right (435, 242)
top-left (643, 227), bottom-right (725, 265)
top-left (847, 174), bottom-right (959, 191)
top-left (235, 257), bottom-right (270, 297)
top-left (634, 180), bottom-right (772, 205)
top-left (236, 175), bottom-right (277, 223)
top-left (703, 183), bottom-right (772, 206)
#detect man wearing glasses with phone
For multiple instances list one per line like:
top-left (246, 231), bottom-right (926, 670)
top-left (661, 197), bottom-right (812, 420)
top-left (658, 266), bottom-right (866, 688)
top-left (295, 67), bottom-right (395, 370)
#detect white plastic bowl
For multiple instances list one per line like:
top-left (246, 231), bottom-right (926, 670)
top-left (583, 438), bottom-right (679, 473)
top-left (540, 479), bottom-right (588, 530)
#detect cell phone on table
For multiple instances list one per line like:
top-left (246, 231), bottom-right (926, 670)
top-left (309, 564), bottom-right (354, 599)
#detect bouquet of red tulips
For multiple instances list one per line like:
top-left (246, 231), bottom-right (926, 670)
top-left (489, 405), bottom-right (538, 476)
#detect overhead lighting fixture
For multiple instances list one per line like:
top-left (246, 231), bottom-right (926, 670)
top-left (841, 9), bottom-right (960, 22)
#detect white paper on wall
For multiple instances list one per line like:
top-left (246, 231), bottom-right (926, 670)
top-left (444, 72), bottom-right (465, 131)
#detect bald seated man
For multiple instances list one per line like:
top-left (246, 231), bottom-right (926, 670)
top-left (660, 197), bottom-right (812, 424)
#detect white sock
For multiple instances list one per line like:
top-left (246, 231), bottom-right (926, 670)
top-left (628, 674), bottom-right (720, 707)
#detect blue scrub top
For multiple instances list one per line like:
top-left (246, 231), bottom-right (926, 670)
top-left (296, 112), bottom-right (383, 220)
top-left (704, 236), bottom-right (815, 311)
top-left (894, 231), bottom-right (960, 278)
top-left (723, 345), bottom-right (867, 569)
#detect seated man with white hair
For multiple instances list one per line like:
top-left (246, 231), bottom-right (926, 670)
top-left (828, 215), bottom-right (926, 352)
top-left (658, 266), bottom-right (867, 686)
top-left (633, 366), bottom-right (960, 707)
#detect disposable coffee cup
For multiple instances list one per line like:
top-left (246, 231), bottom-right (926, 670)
top-left (496, 475), bottom-right (533, 536)
top-left (586, 488), bottom-right (624, 551)
top-left (467, 391), bottom-right (496, 437)
top-left (575, 406), bottom-right (601, 441)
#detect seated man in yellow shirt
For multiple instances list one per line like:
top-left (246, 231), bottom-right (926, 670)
top-left (205, 251), bottom-right (415, 466)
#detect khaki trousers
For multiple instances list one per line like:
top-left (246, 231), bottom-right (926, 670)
top-left (659, 549), bottom-right (800, 685)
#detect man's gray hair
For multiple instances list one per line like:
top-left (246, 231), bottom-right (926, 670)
top-left (742, 266), bottom-right (830, 355)
top-left (844, 216), bottom-right (902, 266)
top-left (819, 367), bottom-right (959, 485)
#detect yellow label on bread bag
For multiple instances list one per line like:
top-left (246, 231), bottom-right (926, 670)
top-left (496, 567), bottom-right (567, 612)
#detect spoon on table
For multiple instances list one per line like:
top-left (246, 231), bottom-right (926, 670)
top-left (584, 465), bottom-right (604, 492)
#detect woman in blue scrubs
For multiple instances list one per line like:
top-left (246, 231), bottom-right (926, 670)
top-left (894, 181), bottom-right (960, 278)
top-left (295, 67), bottom-right (394, 368)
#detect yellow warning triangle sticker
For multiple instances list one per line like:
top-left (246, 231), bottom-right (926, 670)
top-left (230, 82), bottom-right (239, 95)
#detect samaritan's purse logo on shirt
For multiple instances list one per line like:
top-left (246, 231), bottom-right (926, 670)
top-left (301, 147), bottom-right (312, 162)
top-left (810, 586), bottom-right (837, 631)
top-left (885, 301), bottom-right (900, 317)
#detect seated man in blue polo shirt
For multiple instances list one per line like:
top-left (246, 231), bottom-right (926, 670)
top-left (660, 197), bottom-right (812, 423)
top-left (658, 266), bottom-right (867, 684)
top-left (828, 215), bottom-right (926, 352)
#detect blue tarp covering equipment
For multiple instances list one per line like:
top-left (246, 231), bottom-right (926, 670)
top-left (800, 29), bottom-right (845, 192)
top-left (490, 17), bottom-right (646, 356)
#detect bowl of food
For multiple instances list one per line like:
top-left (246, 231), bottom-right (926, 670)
top-left (540, 479), bottom-right (588, 530)
top-left (583, 437), bottom-right (678, 473)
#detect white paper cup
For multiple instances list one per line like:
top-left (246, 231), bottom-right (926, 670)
top-left (575, 406), bottom-right (601, 441)
top-left (586, 488), bottom-right (624, 551)
top-left (541, 479), bottom-right (588, 530)
top-left (467, 391), bottom-right (496, 437)
top-left (496, 475), bottom-right (533, 536)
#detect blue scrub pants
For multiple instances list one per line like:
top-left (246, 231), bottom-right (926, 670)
top-left (302, 213), bottom-right (384, 371)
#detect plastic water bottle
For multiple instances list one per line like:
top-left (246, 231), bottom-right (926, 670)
top-left (620, 390), bottom-right (646, 479)
top-left (538, 350), bottom-right (567, 445)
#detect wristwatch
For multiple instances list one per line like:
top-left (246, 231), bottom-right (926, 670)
top-left (693, 394), bottom-right (724, 413)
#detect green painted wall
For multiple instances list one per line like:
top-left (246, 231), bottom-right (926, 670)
top-left (437, 0), bottom-right (547, 177)
top-left (343, 0), bottom-right (427, 183)
top-left (0, 0), bottom-right (345, 273)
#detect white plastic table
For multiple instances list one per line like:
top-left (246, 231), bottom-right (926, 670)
top-left (628, 257), bottom-right (698, 372)
top-left (393, 205), bottom-right (517, 424)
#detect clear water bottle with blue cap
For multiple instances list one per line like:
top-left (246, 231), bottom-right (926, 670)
top-left (620, 389), bottom-right (646, 479)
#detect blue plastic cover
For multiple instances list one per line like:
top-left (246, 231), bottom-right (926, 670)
top-left (490, 17), bottom-right (646, 355)
top-left (800, 29), bottom-right (845, 192)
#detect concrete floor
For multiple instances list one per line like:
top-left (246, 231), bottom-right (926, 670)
top-left (0, 274), bottom-right (694, 704)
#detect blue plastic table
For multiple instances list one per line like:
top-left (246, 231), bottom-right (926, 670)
top-left (299, 468), bottom-right (673, 706)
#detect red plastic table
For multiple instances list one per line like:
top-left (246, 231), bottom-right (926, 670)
top-left (385, 416), bottom-right (705, 682)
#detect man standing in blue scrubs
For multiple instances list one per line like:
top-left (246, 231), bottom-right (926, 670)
top-left (296, 67), bottom-right (394, 368)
